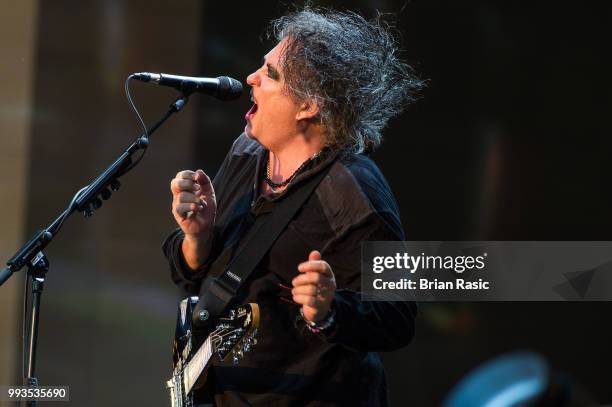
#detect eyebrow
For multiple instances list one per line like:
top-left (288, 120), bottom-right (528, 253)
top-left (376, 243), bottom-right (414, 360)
top-left (262, 56), bottom-right (281, 79)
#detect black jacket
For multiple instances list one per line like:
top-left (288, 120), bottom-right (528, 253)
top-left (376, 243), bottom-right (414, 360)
top-left (163, 134), bottom-right (416, 406)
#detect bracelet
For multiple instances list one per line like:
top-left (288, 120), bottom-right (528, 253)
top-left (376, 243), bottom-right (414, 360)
top-left (300, 307), bottom-right (336, 334)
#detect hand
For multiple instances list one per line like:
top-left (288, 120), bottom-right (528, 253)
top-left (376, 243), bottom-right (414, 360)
top-left (292, 250), bottom-right (337, 323)
top-left (170, 169), bottom-right (217, 238)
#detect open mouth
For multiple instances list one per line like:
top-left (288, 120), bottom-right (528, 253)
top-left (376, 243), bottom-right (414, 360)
top-left (245, 93), bottom-right (258, 121)
top-left (245, 102), bottom-right (258, 120)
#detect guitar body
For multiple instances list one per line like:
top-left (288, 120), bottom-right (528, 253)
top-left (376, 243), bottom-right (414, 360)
top-left (166, 297), bottom-right (259, 407)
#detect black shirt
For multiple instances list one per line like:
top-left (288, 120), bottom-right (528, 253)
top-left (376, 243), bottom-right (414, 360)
top-left (163, 134), bottom-right (416, 406)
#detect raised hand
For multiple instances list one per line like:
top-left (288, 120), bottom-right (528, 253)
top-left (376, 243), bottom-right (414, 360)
top-left (170, 169), bottom-right (217, 237)
top-left (292, 250), bottom-right (337, 323)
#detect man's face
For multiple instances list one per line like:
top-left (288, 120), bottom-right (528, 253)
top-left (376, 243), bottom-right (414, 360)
top-left (244, 38), bottom-right (302, 150)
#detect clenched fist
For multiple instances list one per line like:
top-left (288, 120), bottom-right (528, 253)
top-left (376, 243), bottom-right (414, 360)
top-left (170, 169), bottom-right (217, 269)
top-left (171, 169), bottom-right (217, 235)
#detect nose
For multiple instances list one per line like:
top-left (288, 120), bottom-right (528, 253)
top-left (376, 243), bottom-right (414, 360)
top-left (246, 70), bottom-right (259, 87)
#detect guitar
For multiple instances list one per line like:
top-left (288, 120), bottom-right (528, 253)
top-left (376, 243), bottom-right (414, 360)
top-left (166, 297), bottom-right (260, 407)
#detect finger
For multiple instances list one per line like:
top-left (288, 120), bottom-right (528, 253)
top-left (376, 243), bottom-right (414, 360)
top-left (194, 169), bottom-right (211, 187)
top-left (292, 272), bottom-right (321, 286)
top-left (177, 191), bottom-right (202, 204)
top-left (170, 178), bottom-right (202, 195)
top-left (175, 170), bottom-right (197, 180)
top-left (195, 169), bottom-right (216, 197)
top-left (297, 260), bottom-right (331, 276)
top-left (309, 250), bottom-right (322, 261)
top-left (292, 294), bottom-right (317, 307)
top-left (291, 285), bottom-right (318, 296)
top-left (293, 272), bottom-right (334, 287)
top-left (171, 178), bottom-right (201, 194)
top-left (174, 202), bottom-right (204, 216)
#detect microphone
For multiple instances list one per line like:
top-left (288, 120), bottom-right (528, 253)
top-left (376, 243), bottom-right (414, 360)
top-left (132, 72), bottom-right (242, 101)
top-left (0, 266), bottom-right (13, 286)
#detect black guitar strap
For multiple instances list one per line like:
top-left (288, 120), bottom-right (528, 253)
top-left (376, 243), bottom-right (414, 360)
top-left (192, 163), bottom-right (332, 328)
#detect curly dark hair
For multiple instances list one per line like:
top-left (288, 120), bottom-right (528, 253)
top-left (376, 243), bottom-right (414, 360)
top-left (269, 7), bottom-right (424, 154)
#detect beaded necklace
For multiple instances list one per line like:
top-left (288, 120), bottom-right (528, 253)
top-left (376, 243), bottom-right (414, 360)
top-left (264, 151), bottom-right (322, 190)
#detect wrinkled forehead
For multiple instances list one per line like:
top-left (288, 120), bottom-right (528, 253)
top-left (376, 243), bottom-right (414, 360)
top-left (264, 37), bottom-right (290, 65)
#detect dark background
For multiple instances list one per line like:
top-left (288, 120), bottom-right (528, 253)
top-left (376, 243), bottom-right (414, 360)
top-left (2, 0), bottom-right (611, 405)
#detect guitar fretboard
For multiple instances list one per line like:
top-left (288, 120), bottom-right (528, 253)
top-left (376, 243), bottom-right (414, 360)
top-left (183, 336), bottom-right (213, 394)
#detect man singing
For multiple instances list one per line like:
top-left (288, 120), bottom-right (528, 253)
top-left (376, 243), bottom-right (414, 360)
top-left (163, 7), bottom-right (423, 406)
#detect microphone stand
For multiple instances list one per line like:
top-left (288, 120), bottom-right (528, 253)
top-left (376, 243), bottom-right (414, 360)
top-left (0, 94), bottom-right (189, 406)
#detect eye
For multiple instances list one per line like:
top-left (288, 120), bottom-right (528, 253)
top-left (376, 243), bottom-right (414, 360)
top-left (267, 67), bottom-right (276, 79)
top-left (265, 63), bottom-right (280, 80)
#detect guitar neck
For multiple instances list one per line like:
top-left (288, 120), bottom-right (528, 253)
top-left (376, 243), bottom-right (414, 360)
top-left (182, 335), bottom-right (213, 394)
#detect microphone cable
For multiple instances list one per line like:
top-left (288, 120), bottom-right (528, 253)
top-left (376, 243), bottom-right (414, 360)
top-left (118, 74), bottom-right (150, 176)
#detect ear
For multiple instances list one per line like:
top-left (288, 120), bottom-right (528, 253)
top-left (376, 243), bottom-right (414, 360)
top-left (295, 98), bottom-right (319, 121)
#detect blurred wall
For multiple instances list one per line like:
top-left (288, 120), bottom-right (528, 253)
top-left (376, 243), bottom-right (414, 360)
top-left (8, 1), bottom-right (202, 405)
top-left (0, 0), bottom-right (38, 393)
